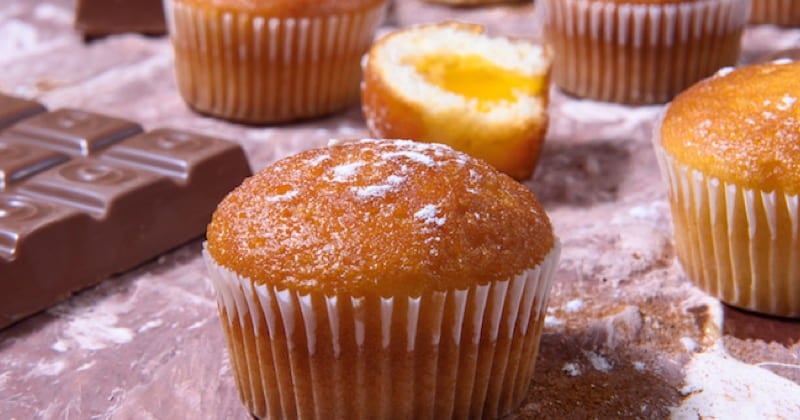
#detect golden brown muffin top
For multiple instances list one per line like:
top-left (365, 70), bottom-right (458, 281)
top-left (207, 139), bottom-right (555, 296)
top-left (661, 61), bottom-right (800, 194)
top-left (174, 0), bottom-right (385, 16)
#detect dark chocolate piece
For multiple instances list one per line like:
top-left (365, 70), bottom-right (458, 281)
top-left (0, 95), bottom-right (251, 329)
top-left (75, 0), bottom-right (167, 37)
top-left (0, 93), bottom-right (46, 129)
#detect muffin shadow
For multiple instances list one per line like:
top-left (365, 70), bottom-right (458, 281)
top-left (521, 330), bottom-right (682, 418)
top-left (722, 304), bottom-right (800, 348)
top-left (722, 305), bottom-right (800, 385)
top-left (527, 139), bottom-right (632, 207)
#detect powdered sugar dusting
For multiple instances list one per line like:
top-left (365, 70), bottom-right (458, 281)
top-left (278, 140), bottom-right (478, 205)
top-left (672, 346), bottom-right (800, 417)
top-left (208, 138), bottom-right (553, 296)
top-left (414, 204), bottom-right (446, 226)
top-left (382, 150), bottom-right (435, 167)
top-left (331, 161), bottom-right (366, 182)
top-left (27, 360), bottom-right (66, 378)
top-left (353, 184), bottom-right (394, 198)
top-left (680, 337), bottom-right (700, 352)
top-left (715, 66), bottom-right (734, 77)
top-left (52, 309), bottom-right (134, 351)
top-left (584, 351), bottom-right (613, 373)
top-left (544, 315), bottom-right (565, 328)
top-left (46, 291), bottom-right (136, 351)
top-left (563, 362), bottom-right (582, 377)
top-left (352, 174), bottom-right (406, 198)
top-left (564, 298), bottom-right (584, 312)
top-left (386, 174), bottom-right (405, 184)
top-left (266, 190), bottom-right (298, 202)
top-left (695, 119), bottom-right (713, 139)
top-left (307, 154), bottom-right (330, 166)
top-left (777, 93), bottom-right (796, 111)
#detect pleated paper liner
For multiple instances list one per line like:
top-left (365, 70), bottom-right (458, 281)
top-left (165, 0), bottom-right (386, 123)
top-left (653, 141), bottom-right (800, 318)
top-left (750, 0), bottom-right (800, 26)
top-left (539, 0), bottom-right (750, 104)
top-left (203, 243), bottom-right (561, 419)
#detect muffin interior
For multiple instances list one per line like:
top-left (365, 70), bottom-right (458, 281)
top-left (407, 53), bottom-right (546, 111)
top-left (371, 23), bottom-right (549, 120)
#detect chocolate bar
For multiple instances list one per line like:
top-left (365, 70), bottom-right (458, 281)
top-left (0, 93), bottom-right (46, 129)
top-left (0, 94), bottom-right (252, 329)
top-left (75, 0), bottom-right (167, 37)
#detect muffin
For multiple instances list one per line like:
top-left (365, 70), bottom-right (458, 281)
top-left (361, 22), bottom-right (551, 180)
top-left (654, 61), bottom-right (800, 318)
top-left (750, 0), bottom-right (800, 25)
top-left (204, 139), bottom-right (561, 418)
top-left (164, 0), bottom-right (387, 123)
top-left (539, 0), bottom-right (751, 104)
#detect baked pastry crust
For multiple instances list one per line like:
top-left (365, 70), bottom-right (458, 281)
top-left (661, 62), bottom-right (800, 194)
top-left (207, 139), bottom-right (555, 296)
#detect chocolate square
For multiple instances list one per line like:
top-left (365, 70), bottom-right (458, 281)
top-left (0, 137), bottom-right (68, 190)
top-left (8, 109), bottom-right (143, 156)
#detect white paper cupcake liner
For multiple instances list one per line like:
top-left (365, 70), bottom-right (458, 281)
top-left (539, 0), bottom-right (750, 103)
top-left (653, 139), bottom-right (800, 318)
top-left (203, 242), bottom-right (561, 419)
top-left (164, 0), bottom-right (386, 123)
top-left (749, 0), bottom-right (800, 26)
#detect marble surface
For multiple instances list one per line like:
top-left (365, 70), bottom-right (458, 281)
top-left (1, 0), bottom-right (800, 418)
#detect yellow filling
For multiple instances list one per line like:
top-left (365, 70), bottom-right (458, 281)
top-left (409, 53), bottom-right (544, 110)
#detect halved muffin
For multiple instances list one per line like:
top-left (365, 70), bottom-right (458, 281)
top-left (361, 22), bottom-right (551, 180)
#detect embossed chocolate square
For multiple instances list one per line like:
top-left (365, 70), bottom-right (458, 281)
top-left (0, 140), bottom-right (68, 190)
top-left (7, 108), bottom-right (144, 156)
